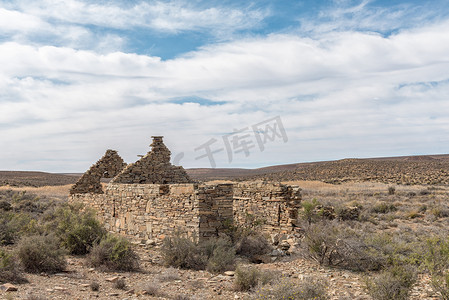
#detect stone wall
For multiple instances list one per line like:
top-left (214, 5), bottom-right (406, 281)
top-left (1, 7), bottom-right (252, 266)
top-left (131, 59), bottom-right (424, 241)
top-left (71, 181), bottom-right (301, 242)
top-left (71, 183), bottom-right (235, 241)
top-left (233, 182), bottom-right (302, 234)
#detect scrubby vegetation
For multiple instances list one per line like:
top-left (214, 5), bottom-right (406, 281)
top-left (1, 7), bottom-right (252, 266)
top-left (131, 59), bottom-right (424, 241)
top-left (45, 204), bottom-right (106, 255)
top-left (253, 277), bottom-right (328, 300)
top-left (161, 214), bottom-right (272, 273)
top-left (6, 180), bottom-right (449, 298)
top-left (0, 249), bottom-right (27, 283)
top-left (0, 189), bottom-right (139, 279)
top-left (87, 234), bottom-right (139, 271)
top-left (234, 265), bottom-right (272, 291)
top-left (17, 234), bottom-right (67, 273)
top-left (161, 234), bottom-right (235, 272)
top-left (364, 265), bottom-right (417, 300)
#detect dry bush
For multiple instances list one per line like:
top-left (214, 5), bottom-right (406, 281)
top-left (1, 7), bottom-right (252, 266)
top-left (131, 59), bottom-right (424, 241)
top-left (302, 221), bottom-right (385, 271)
top-left (90, 281), bottom-right (100, 291)
top-left (234, 265), bottom-right (272, 291)
top-left (158, 267), bottom-right (180, 281)
top-left (201, 236), bottom-right (236, 273)
top-left (87, 234), bottom-right (139, 271)
top-left (371, 202), bottom-right (398, 214)
top-left (364, 265), bottom-right (417, 300)
top-left (114, 278), bottom-right (127, 290)
top-left (161, 235), bottom-right (236, 273)
top-left (16, 234), bottom-right (66, 274)
top-left (26, 296), bottom-right (48, 300)
top-left (253, 277), bottom-right (328, 300)
top-left (388, 186), bottom-right (396, 195)
top-left (0, 249), bottom-right (27, 283)
top-left (173, 294), bottom-right (191, 300)
top-left (235, 233), bottom-right (271, 263)
top-left (431, 205), bottom-right (449, 219)
top-left (161, 235), bottom-right (207, 270)
top-left (142, 281), bottom-right (161, 296)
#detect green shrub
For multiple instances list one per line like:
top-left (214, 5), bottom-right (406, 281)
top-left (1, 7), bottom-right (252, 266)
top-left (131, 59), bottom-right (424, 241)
top-left (364, 265), bottom-right (417, 300)
top-left (254, 277), bottom-right (328, 300)
top-left (46, 204), bottom-right (106, 255)
top-left (365, 232), bottom-right (422, 267)
top-left (16, 235), bottom-right (66, 273)
top-left (0, 212), bottom-right (41, 245)
top-left (0, 249), bottom-right (27, 283)
top-left (0, 214), bottom-right (15, 245)
top-left (301, 198), bottom-right (320, 225)
top-left (422, 237), bottom-right (449, 299)
top-left (88, 234), bottom-right (139, 271)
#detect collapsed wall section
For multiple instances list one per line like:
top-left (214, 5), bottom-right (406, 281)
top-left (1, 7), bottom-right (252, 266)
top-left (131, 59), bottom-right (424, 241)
top-left (70, 150), bottom-right (126, 194)
top-left (112, 136), bottom-right (192, 184)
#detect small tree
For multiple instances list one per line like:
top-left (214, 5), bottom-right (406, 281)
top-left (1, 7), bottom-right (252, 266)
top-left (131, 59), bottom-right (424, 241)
top-left (301, 198), bottom-right (320, 225)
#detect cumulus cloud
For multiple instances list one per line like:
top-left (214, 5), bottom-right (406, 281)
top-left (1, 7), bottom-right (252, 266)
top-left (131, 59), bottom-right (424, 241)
top-left (1, 0), bottom-right (449, 171)
top-left (1, 15), bottom-right (449, 171)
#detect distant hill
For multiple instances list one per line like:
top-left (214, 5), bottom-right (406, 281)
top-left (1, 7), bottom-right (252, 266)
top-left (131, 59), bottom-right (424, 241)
top-left (187, 154), bottom-right (449, 183)
top-left (0, 171), bottom-right (79, 187)
top-left (2, 154), bottom-right (449, 187)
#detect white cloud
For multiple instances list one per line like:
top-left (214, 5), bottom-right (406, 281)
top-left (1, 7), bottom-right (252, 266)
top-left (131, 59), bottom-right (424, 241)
top-left (1, 16), bottom-right (449, 171)
top-left (4, 0), bottom-right (267, 34)
top-left (299, 0), bottom-right (443, 35)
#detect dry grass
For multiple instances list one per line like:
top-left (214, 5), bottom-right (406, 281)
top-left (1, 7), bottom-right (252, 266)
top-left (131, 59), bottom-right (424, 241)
top-left (0, 184), bottom-right (72, 198)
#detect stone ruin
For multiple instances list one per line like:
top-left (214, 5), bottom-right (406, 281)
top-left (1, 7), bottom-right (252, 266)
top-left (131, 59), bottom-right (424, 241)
top-left (70, 149), bottom-right (126, 194)
top-left (70, 136), bottom-right (302, 242)
top-left (112, 136), bottom-right (191, 184)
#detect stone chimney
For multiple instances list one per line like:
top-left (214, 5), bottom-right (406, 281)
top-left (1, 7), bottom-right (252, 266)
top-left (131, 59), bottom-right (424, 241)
top-left (150, 136), bottom-right (171, 164)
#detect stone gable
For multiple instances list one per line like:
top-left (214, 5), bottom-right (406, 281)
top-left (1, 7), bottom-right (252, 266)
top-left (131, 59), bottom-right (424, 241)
top-left (112, 136), bottom-right (192, 184)
top-left (70, 149), bottom-right (126, 194)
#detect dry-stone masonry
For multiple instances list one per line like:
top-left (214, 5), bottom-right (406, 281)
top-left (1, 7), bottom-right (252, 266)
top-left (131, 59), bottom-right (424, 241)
top-left (233, 182), bottom-right (301, 234)
top-left (70, 136), bottom-right (301, 242)
top-left (113, 136), bottom-right (191, 184)
top-left (70, 149), bottom-right (126, 194)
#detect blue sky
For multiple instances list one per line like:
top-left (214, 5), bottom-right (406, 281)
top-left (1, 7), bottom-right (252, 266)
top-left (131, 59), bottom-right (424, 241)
top-left (1, 0), bottom-right (449, 172)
